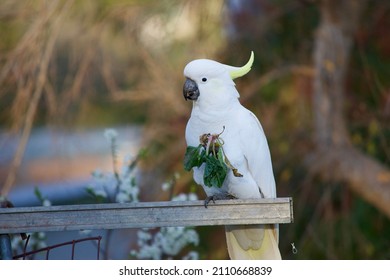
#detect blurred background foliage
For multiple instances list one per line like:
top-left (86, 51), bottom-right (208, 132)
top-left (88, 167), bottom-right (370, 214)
top-left (0, 0), bottom-right (389, 259)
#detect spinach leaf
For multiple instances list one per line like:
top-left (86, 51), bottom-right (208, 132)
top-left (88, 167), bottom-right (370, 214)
top-left (183, 145), bottom-right (205, 171)
top-left (203, 151), bottom-right (228, 188)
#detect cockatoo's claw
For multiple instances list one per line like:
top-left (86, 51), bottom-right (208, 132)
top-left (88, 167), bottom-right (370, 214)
top-left (204, 196), bottom-right (216, 208)
top-left (204, 194), bottom-right (237, 208)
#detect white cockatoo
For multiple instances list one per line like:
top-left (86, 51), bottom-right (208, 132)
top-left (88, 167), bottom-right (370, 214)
top-left (183, 52), bottom-right (281, 260)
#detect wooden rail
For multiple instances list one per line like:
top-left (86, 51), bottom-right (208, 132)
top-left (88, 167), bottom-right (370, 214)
top-left (0, 198), bottom-right (293, 234)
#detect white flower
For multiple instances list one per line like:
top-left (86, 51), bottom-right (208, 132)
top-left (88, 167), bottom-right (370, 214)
top-left (42, 199), bottom-right (51, 207)
top-left (171, 193), bottom-right (198, 202)
top-left (129, 188), bottom-right (139, 202)
top-left (158, 227), bottom-right (195, 256)
top-left (137, 229), bottom-right (152, 242)
top-left (132, 225), bottom-right (199, 259)
top-left (116, 192), bottom-right (129, 203)
top-left (187, 193), bottom-right (198, 201)
top-left (161, 182), bottom-right (171, 191)
top-left (94, 189), bottom-right (108, 198)
top-left (104, 129), bottom-right (118, 141)
top-left (172, 193), bottom-right (187, 201)
top-left (183, 229), bottom-right (199, 245)
top-left (149, 245), bottom-right (162, 260)
top-left (183, 251), bottom-right (199, 260)
top-left (120, 179), bottom-right (137, 193)
top-left (137, 244), bottom-right (162, 260)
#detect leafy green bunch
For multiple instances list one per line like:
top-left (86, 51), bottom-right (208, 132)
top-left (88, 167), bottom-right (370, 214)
top-left (183, 127), bottom-right (242, 188)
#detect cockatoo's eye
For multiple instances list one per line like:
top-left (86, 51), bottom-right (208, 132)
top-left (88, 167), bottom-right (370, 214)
top-left (201, 77), bottom-right (207, 82)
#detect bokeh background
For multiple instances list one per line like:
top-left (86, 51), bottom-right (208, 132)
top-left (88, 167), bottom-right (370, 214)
top-left (1, 0), bottom-right (389, 259)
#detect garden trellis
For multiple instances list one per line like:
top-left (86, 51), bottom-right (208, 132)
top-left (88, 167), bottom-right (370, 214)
top-left (0, 198), bottom-right (293, 259)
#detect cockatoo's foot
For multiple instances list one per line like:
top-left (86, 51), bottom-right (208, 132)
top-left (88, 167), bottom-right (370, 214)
top-left (204, 196), bottom-right (216, 208)
top-left (204, 193), bottom-right (237, 208)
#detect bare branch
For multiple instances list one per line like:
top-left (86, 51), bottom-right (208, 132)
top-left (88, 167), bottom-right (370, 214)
top-left (309, 0), bottom-right (390, 218)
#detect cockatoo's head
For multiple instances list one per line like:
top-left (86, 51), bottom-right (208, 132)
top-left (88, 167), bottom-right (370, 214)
top-left (183, 52), bottom-right (254, 103)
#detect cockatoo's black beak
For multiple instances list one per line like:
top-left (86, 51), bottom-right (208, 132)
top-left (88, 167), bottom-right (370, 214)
top-left (183, 78), bottom-right (199, 101)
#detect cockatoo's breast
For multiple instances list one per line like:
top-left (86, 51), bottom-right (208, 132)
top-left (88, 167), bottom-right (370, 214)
top-left (185, 104), bottom-right (265, 199)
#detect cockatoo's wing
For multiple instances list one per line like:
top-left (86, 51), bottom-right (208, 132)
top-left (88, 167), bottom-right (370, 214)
top-left (240, 110), bottom-right (276, 199)
top-left (225, 109), bottom-right (281, 260)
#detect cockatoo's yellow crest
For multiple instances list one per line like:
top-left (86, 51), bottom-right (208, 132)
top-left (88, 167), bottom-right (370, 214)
top-left (228, 51), bottom-right (254, 80)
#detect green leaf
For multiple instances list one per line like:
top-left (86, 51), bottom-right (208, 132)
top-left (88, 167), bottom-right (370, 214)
top-left (184, 141), bottom-right (237, 188)
top-left (203, 155), bottom-right (227, 188)
top-left (85, 186), bottom-right (107, 203)
top-left (183, 145), bottom-right (205, 171)
top-left (217, 148), bottom-right (225, 165)
top-left (34, 187), bottom-right (44, 204)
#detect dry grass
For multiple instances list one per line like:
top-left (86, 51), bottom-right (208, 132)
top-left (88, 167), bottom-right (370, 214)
top-left (0, 0), bottom-right (225, 196)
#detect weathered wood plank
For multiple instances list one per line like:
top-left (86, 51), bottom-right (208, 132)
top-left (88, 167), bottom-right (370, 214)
top-left (0, 198), bottom-right (293, 234)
